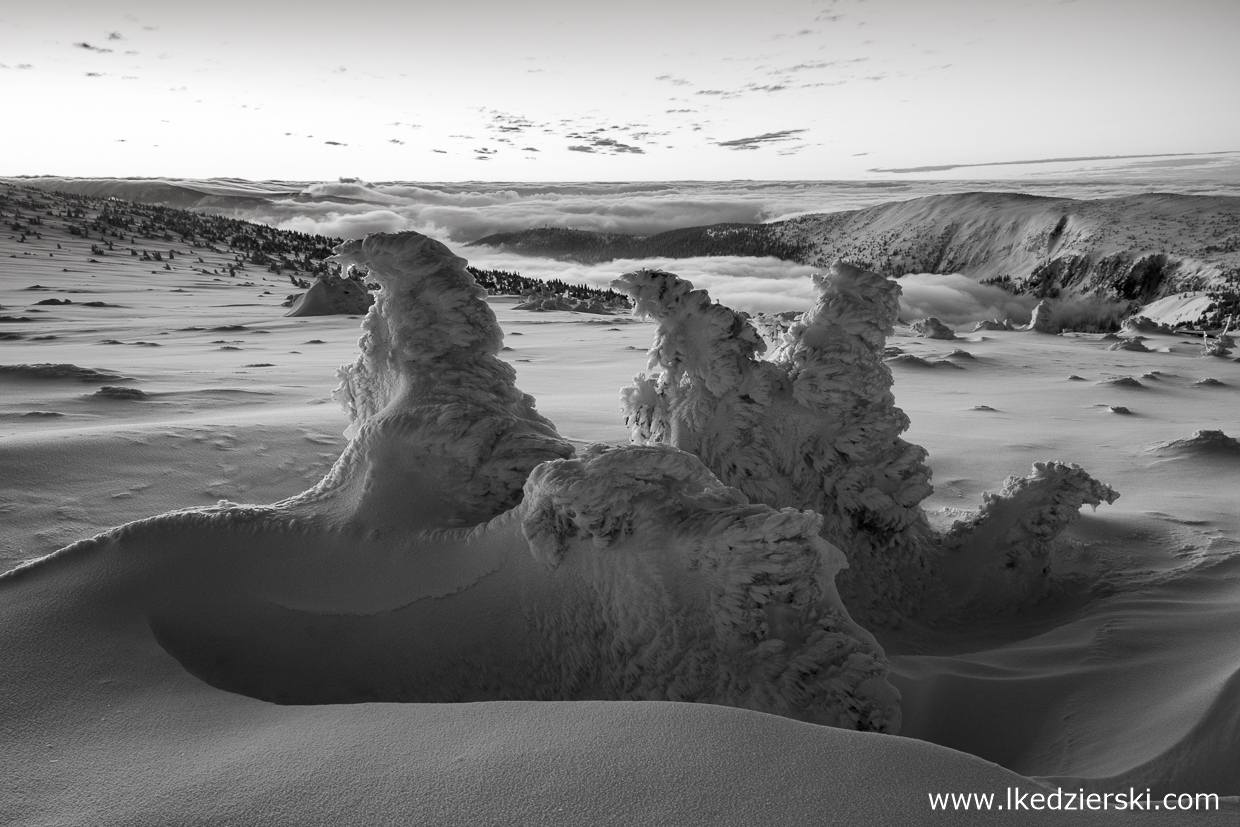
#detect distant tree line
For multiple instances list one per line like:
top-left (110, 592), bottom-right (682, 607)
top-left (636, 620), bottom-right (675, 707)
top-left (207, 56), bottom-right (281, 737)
top-left (466, 266), bottom-right (630, 307)
top-left (471, 224), bottom-right (813, 264)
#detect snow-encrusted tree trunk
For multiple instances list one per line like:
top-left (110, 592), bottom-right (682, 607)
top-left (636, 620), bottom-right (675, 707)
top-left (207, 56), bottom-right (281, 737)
top-left (617, 262), bottom-right (1125, 624)
top-left (306, 232), bottom-right (575, 529)
top-left (615, 263), bottom-right (937, 627)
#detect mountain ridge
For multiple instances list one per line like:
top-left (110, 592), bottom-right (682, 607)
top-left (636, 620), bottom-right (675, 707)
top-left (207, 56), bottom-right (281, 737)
top-left (472, 191), bottom-right (1240, 308)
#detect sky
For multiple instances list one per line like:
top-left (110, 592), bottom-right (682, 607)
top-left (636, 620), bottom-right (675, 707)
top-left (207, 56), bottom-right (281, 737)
top-left (1, 0), bottom-right (1237, 181)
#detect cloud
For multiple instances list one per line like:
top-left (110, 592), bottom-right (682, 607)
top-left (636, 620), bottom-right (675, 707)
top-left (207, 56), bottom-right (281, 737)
top-left (870, 152), bottom-right (1240, 175)
top-left (895, 273), bottom-right (1036, 325)
top-left (716, 130), bottom-right (807, 150)
top-left (224, 180), bottom-right (967, 247)
top-left (464, 250), bottom-right (823, 314)
top-left (566, 137), bottom-right (645, 155)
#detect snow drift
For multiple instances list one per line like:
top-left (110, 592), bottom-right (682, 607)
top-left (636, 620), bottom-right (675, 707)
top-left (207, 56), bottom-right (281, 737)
top-left (0, 231), bottom-right (900, 733)
top-left (285, 271), bottom-right (374, 317)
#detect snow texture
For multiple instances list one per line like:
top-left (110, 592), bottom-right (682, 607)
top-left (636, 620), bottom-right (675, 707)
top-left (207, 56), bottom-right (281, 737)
top-left (1152, 429), bottom-right (1240, 456)
top-left (286, 271), bottom-right (375, 317)
top-left (4, 231), bottom-right (902, 734)
top-left (910, 317), bottom-right (957, 339)
top-left (519, 443), bottom-right (900, 731)
top-left (616, 261), bottom-right (1121, 625)
top-left (1027, 300), bottom-right (1057, 333)
top-left (941, 461), bottom-right (1119, 609)
top-left (514, 294), bottom-right (616, 314)
top-left (0, 362), bottom-right (128, 381)
top-left (614, 263), bottom-right (937, 626)
top-left (321, 232), bottom-right (574, 526)
top-left (1120, 315), bottom-right (1173, 335)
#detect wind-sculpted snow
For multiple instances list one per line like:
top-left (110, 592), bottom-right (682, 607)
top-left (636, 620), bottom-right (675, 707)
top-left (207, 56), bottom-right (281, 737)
top-left (940, 462), bottom-right (1119, 609)
top-left (285, 272), bottom-right (375, 317)
top-left (321, 232), bottom-right (574, 526)
top-left (972, 319), bottom-right (1015, 332)
top-left (520, 443), bottom-right (899, 730)
top-left (910, 317), bottom-right (957, 340)
top-left (1026, 300), bottom-right (1057, 333)
top-left (615, 263), bottom-right (937, 626)
top-left (0, 231), bottom-right (901, 737)
top-left (616, 262), bottom-right (1120, 626)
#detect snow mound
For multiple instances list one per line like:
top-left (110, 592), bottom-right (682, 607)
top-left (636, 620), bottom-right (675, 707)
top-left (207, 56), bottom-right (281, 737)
top-left (94, 386), bottom-right (147, 399)
top-left (1107, 338), bottom-right (1152, 352)
top-left (1097, 376), bottom-right (1144, 388)
top-left (1026, 300), bottom-right (1057, 333)
top-left (285, 272), bottom-right (374, 317)
top-left (910, 317), bottom-right (956, 339)
top-left (1151, 429), bottom-right (1240, 456)
top-left (0, 363), bottom-right (128, 382)
top-left (885, 354), bottom-right (962, 369)
top-left (972, 319), bottom-right (1014, 332)
top-left (1120, 315), bottom-right (1173, 335)
top-left (521, 443), bottom-right (899, 731)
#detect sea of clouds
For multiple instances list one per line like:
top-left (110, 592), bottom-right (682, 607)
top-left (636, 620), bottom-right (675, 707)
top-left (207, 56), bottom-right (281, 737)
top-left (225, 177), bottom-right (1182, 318)
top-left (246, 178), bottom-right (1197, 245)
top-left (13, 176), bottom-right (1194, 320)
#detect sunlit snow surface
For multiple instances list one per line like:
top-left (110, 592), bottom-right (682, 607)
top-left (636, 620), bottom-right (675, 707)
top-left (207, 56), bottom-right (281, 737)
top-left (3, 232), bottom-right (901, 730)
top-left (3, 230), bottom-right (1239, 822)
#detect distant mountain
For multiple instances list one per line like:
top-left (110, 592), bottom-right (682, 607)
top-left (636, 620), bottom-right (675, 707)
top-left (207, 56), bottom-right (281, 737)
top-left (472, 192), bottom-right (1240, 307)
top-left (0, 176), bottom-right (296, 212)
top-left (0, 183), bottom-right (627, 310)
